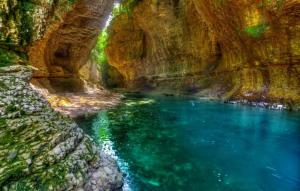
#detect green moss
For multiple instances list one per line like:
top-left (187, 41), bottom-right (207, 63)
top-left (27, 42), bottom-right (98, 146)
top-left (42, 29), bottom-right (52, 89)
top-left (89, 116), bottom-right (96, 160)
top-left (19, 1), bottom-right (35, 46)
top-left (6, 104), bottom-right (18, 113)
top-left (0, 48), bottom-right (22, 67)
top-left (244, 23), bottom-right (269, 38)
top-left (14, 181), bottom-right (33, 191)
top-left (0, 1), bottom-right (35, 47)
top-left (0, 118), bottom-right (6, 127)
top-left (112, 0), bottom-right (141, 17)
top-left (0, 81), bottom-right (8, 90)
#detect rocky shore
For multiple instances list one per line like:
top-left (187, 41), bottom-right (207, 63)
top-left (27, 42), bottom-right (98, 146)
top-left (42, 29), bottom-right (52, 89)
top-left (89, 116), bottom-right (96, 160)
top-left (225, 99), bottom-right (300, 111)
top-left (0, 65), bottom-right (123, 190)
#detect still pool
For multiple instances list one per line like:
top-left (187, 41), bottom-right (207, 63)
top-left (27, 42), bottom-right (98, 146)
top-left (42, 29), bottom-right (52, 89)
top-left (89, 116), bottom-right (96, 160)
top-left (76, 94), bottom-right (300, 191)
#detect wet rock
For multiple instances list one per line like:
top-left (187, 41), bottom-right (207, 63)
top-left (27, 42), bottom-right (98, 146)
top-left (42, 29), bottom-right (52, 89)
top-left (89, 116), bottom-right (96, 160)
top-left (0, 65), bottom-right (123, 190)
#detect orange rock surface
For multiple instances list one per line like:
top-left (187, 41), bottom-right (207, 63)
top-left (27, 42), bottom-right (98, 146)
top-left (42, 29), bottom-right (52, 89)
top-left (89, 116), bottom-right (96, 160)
top-left (106, 0), bottom-right (300, 108)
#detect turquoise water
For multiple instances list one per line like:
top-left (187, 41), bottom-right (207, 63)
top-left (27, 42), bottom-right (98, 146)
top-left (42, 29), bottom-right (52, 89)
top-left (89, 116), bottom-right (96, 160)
top-left (77, 94), bottom-right (300, 191)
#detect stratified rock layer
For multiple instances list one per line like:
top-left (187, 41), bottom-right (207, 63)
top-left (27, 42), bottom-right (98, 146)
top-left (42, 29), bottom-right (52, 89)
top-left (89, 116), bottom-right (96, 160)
top-left (106, 0), bottom-right (300, 109)
top-left (0, 0), bottom-right (72, 48)
top-left (26, 0), bottom-right (113, 80)
top-left (0, 65), bottom-right (123, 190)
top-left (1, 0), bottom-right (114, 90)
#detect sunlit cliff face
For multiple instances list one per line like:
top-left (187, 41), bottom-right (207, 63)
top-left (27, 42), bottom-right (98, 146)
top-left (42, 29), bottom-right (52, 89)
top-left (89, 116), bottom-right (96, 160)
top-left (0, 0), bottom-right (116, 92)
top-left (105, 0), bottom-right (300, 107)
top-left (28, 0), bottom-right (114, 79)
top-left (0, 0), bottom-right (299, 107)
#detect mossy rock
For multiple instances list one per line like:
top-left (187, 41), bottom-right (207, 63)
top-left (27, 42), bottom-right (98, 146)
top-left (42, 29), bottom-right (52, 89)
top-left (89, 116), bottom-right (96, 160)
top-left (0, 48), bottom-right (27, 67)
top-left (5, 104), bottom-right (18, 112)
top-left (0, 118), bottom-right (6, 127)
top-left (0, 80), bottom-right (8, 90)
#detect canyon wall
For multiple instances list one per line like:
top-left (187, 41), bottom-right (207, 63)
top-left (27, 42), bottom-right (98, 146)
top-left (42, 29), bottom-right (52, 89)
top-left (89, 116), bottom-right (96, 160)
top-left (0, 65), bottom-right (122, 190)
top-left (0, 1), bottom-right (125, 190)
top-left (29, 0), bottom-right (113, 79)
top-left (0, 0), bottom-right (114, 91)
top-left (106, 0), bottom-right (300, 108)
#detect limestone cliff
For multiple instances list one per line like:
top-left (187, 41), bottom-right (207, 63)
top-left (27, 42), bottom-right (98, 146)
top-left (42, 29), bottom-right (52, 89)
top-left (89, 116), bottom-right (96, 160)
top-left (106, 0), bottom-right (300, 109)
top-left (0, 0), bottom-right (124, 190)
top-left (0, 65), bottom-right (122, 190)
top-left (30, 0), bottom-right (113, 79)
top-left (1, 0), bottom-right (114, 91)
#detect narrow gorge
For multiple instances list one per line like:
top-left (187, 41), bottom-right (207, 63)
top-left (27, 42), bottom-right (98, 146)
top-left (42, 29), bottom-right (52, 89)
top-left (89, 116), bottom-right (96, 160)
top-left (105, 0), bottom-right (300, 109)
top-left (0, 0), bottom-right (300, 191)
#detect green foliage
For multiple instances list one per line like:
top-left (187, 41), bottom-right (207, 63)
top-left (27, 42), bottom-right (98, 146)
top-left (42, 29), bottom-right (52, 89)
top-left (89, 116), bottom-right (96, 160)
top-left (92, 29), bottom-right (109, 64)
top-left (15, 181), bottom-right (32, 191)
top-left (0, 48), bottom-right (22, 67)
top-left (6, 104), bottom-right (18, 112)
top-left (244, 23), bottom-right (269, 38)
top-left (91, 1), bottom-right (141, 87)
top-left (91, 28), bottom-right (110, 86)
top-left (0, 118), bottom-right (6, 127)
top-left (92, 0), bottom-right (141, 64)
top-left (19, 2), bottom-right (35, 46)
top-left (0, 81), bottom-right (8, 90)
top-left (112, 0), bottom-right (141, 17)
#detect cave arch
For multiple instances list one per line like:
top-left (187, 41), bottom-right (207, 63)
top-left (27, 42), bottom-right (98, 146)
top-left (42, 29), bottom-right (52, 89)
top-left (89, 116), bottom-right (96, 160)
top-left (29, 0), bottom-right (114, 92)
top-left (45, 0), bottom-right (114, 77)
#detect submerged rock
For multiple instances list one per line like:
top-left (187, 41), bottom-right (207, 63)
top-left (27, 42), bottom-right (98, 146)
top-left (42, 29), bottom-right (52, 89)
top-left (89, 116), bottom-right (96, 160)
top-left (0, 65), bottom-right (123, 190)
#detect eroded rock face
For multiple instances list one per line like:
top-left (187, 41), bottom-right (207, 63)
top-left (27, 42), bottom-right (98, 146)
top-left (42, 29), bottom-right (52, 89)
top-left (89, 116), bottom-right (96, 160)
top-left (106, 0), bottom-right (300, 109)
top-left (0, 1), bottom-right (124, 189)
top-left (1, 0), bottom-right (114, 90)
top-left (107, 0), bottom-right (217, 91)
top-left (28, 0), bottom-right (114, 85)
top-left (41, 0), bottom-right (114, 78)
top-left (0, 0), bottom-right (73, 48)
top-left (0, 65), bottom-right (123, 190)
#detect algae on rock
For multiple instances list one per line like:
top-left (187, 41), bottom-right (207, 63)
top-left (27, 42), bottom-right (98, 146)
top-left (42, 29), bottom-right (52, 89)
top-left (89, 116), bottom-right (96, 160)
top-left (0, 65), bottom-right (123, 190)
top-left (0, 0), bottom-right (124, 189)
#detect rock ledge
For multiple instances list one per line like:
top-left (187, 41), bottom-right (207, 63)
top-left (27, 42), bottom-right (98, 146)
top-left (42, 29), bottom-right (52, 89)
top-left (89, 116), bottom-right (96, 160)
top-left (0, 65), bottom-right (123, 190)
